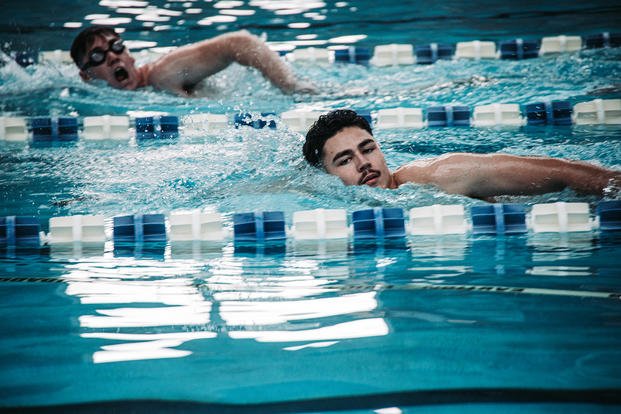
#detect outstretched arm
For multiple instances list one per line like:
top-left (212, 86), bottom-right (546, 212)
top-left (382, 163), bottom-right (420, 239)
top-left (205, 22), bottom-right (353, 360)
top-left (146, 30), bottom-right (314, 95)
top-left (394, 153), bottom-right (620, 198)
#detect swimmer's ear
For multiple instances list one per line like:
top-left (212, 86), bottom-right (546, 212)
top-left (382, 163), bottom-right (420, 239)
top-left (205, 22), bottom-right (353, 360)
top-left (79, 70), bottom-right (91, 82)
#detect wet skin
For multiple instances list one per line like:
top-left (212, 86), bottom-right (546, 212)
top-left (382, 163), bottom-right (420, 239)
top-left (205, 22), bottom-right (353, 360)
top-left (76, 30), bottom-right (315, 96)
top-left (321, 126), bottom-right (396, 189)
top-left (79, 35), bottom-right (143, 90)
top-left (318, 126), bottom-right (621, 197)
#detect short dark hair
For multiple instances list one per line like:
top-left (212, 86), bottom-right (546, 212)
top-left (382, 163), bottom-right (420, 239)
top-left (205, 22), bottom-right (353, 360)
top-left (303, 109), bottom-right (373, 167)
top-left (70, 26), bottom-right (119, 67)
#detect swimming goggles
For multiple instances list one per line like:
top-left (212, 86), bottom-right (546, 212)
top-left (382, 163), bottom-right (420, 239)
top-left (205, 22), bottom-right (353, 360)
top-left (81, 39), bottom-right (126, 70)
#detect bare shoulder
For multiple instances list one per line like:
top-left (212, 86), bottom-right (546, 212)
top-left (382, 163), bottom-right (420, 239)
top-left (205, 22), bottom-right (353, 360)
top-left (393, 158), bottom-right (437, 186)
top-left (394, 154), bottom-right (468, 177)
top-left (142, 59), bottom-right (176, 87)
top-left (393, 153), bottom-right (486, 192)
top-left (432, 152), bottom-right (493, 163)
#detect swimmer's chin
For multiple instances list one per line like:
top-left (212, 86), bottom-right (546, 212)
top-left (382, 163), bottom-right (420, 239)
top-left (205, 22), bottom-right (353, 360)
top-left (87, 78), bottom-right (140, 93)
top-left (103, 76), bottom-right (141, 91)
top-left (114, 77), bottom-right (140, 91)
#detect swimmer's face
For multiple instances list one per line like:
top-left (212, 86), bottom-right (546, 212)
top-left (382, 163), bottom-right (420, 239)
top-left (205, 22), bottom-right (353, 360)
top-left (79, 34), bottom-right (141, 90)
top-left (322, 126), bottom-right (393, 188)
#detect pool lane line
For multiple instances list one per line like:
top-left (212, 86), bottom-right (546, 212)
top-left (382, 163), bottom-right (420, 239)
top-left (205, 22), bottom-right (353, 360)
top-left (402, 282), bottom-right (621, 300)
top-left (0, 276), bottom-right (64, 284)
top-left (2, 387), bottom-right (621, 413)
top-left (1, 276), bottom-right (620, 301)
top-left (340, 282), bottom-right (621, 300)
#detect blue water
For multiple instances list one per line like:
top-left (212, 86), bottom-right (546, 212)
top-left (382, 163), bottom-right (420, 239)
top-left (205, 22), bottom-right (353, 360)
top-left (1, 1), bottom-right (621, 413)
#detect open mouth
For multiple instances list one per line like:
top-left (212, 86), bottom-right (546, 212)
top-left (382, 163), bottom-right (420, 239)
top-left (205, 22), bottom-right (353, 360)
top-left (359, 170), bottom-right (380, 186)
top-left (114, 67), bottom-right (129, 83)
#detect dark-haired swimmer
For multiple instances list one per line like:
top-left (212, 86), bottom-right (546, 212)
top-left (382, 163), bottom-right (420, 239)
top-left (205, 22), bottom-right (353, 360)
top-left (70, 26), bottom-right (315, 97)
top-left (303, 109), bottom-right (621, 199)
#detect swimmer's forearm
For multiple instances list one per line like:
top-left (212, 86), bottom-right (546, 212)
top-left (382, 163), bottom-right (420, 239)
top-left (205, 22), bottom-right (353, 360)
top-left (555, 158), bottom-right (620, 195)
top-left (412, 153), bottom-right (620, 197)
top-left (149, 31), bottom-right (312, 94)
top-left (465, 155), bottom-right (620, 197)
top-left (225, 31), bottom-right (300, 92)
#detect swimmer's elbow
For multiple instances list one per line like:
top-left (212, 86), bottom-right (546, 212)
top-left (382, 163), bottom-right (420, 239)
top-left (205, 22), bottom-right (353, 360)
top-left (226, 30), bottom-right (260, 50)
top-left (228, 29), bottom-right (252, 38)
top-left (225, 31), bottom-right (281, 75)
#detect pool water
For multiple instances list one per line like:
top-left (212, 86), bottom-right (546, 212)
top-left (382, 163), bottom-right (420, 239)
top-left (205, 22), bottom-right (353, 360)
top-left (1, 1), bottom-right (621, 413)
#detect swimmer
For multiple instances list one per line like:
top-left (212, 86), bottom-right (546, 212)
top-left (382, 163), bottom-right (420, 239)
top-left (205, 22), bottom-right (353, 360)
top-left (303, 109), bottom-right (621, 198)
top-left (70, 26), bottom-right (315, 97)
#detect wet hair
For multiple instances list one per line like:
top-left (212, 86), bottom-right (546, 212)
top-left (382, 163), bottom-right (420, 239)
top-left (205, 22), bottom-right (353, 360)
top-left (70, 26), bottom-right (119, 68)
top-left (303, 109), bottom-right (373, 168)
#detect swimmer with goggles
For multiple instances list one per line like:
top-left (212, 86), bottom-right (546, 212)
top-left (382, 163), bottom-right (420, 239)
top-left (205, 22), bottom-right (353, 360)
top-left (79, 38), bottom-right (125, 71)
top-left (71, 25), bottom-right (316, 96)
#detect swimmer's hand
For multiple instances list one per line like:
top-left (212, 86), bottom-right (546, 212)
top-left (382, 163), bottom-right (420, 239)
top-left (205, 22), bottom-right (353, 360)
top-left (292, 80), bottom-right (319, 94)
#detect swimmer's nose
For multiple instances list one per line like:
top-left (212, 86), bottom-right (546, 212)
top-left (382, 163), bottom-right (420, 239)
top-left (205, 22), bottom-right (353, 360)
top-left (355, 154), bottom-right (371, 172)
top-left (107, 52), bottom-right (120, 66)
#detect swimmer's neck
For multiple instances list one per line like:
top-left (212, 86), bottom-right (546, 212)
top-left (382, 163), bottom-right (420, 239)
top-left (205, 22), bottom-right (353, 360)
top-left (132, 64), bottom-right (196, 97)
top-left (387, 172), bottom-right (399, 189)
top-left (136, 64), bottom-right (149, 89)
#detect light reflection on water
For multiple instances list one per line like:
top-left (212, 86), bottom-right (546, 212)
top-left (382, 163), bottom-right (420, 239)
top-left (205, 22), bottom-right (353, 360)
top-left (42, 230), bottom-right (615, 364)
top-left (0, 218), bottom-right (619, 410)
top-left (60, 245), bottom-right (389, 363)
top-left (82, 0), bottom-right (336, 46)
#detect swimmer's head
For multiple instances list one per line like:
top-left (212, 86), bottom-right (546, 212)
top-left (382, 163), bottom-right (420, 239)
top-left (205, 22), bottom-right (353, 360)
top-left (71, 26), bottom-right (142, 91)
top-left (304, 109), bottom-right (393, 188)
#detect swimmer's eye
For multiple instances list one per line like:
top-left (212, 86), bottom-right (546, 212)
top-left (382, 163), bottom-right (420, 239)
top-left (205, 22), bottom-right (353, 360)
top-left (362, 146), bottom-right (375, 154)
top-left (336, 157), bottom-right (352, 166)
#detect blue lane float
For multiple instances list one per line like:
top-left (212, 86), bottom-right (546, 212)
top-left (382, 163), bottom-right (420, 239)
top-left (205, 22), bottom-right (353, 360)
top-left (596, 201), bottom-right (621, 231)
top-left (234, 112), bottom-right (277, 129)
top-left (471, 204), bottom-right (528, 235)
top-left (525, 101), bottom-right (573, 126)
top-left (0, 216), bottom-right (40, 246)
top-left (355, 110), bottom-right (373, 126)
top-left (135, 116), bottom-right (179, 139)
top-left (499, 39), bottom-right (540, 60)
top-left (31, 117), bottom-right (79, 142)
top-left (585, 32), bottom-right (621, 49)
top-left (113, 214), bottom-right (167, 243)
top-left (233, 211), bottom-right (286, 242)
top-left (352, 208), bottom-right (407, 239)
top-left (426, 106), bottom-right (471, 127)
top-left (415, 43), bottom-right (455, 64)
top-left (334, 46), bottom-right (372, 64)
